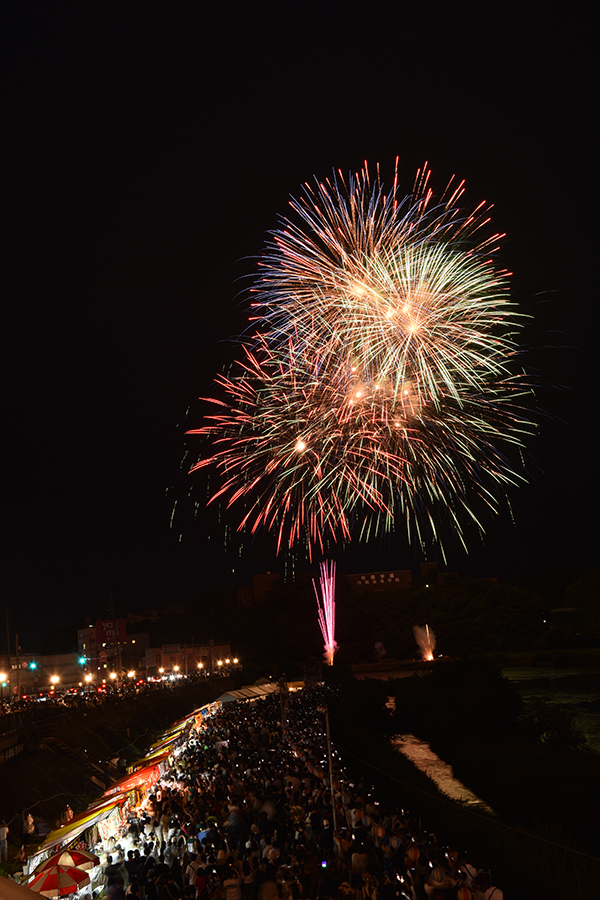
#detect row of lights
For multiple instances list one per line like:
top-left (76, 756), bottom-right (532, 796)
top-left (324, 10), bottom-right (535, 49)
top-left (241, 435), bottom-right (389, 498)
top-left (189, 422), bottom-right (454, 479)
top-left (1, 658), bottom-right (241, 690)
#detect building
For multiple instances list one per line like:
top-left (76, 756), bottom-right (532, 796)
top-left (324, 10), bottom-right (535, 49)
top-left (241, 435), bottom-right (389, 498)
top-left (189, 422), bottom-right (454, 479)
top-left (77, 620), bottom-right (150, 681)
top-left (347, 569), bottom-right (413, 592)
top-left (0, 652), bottom-right (96, 695)
top-left (144, 640), bottom-right (232, 676)
top-left (252, 572), bottom-right (280, 601)
top-left (420, 561), bottom-right (439, 585)
top-left (237, 586), bottom-right (252, 604)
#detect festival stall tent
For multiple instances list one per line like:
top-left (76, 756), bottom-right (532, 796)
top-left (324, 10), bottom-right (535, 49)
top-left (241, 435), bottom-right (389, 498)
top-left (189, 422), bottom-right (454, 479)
top-left (0, 876), bottom-right (42, 899)
top-left (215, 683), bottom-right (280, 703)
top-left (127, 747), bottom-right (172, 772)
top-left (27, 794), bottom-right (129, 877)
top-left (104, 762), bottom-right (162, 796)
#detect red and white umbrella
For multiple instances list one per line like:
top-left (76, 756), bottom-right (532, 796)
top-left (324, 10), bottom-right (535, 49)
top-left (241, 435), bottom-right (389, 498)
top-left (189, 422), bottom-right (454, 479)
top-left (27, 864), bottom-right (90, 898)
top-left (33, 849), bottom-right (100, 873)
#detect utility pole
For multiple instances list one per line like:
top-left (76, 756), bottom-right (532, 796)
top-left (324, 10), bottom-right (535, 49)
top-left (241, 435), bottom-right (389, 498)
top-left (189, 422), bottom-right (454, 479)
top-left (319, 705), bottom-right (338, 832)
top-left (107, 592), bottom-right (123, 686)
top-left (15, 632), bottom-right (20, 700)
top-left (279, 674), bottom-right (287, 734)
top-left (4, 609), bottom-right (11, 700)
top-left (4, 608), bottom-right (10, 665)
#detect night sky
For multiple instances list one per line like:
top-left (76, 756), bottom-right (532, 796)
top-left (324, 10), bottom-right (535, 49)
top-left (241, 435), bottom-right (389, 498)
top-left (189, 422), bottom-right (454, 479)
top-left (3, 7), bottom-right (598, 645)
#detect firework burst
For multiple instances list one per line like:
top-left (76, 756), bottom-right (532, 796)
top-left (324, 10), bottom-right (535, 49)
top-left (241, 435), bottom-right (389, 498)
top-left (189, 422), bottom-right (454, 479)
top-left (188, 162), bottom-right (534, 558)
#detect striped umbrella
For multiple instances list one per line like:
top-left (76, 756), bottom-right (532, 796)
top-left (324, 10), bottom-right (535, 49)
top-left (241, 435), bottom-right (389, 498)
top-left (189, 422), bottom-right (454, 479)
top-left (33, 849), bottom-right (100, 873)
top-left (27, 864), bottom-right (90, 898)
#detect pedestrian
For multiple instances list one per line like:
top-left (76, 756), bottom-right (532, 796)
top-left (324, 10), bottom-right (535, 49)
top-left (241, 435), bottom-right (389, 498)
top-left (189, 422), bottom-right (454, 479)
top-left (0, 820), bottom-right (8, 863)
top-left (22, 810), bottom-right (35, 845)
top-left (222, 865), bottom-right (242, 900)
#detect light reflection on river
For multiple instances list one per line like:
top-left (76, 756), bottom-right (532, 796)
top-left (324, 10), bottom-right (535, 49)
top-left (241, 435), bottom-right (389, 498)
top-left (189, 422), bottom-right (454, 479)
top-left (392, 733), bottom-right (495, 814)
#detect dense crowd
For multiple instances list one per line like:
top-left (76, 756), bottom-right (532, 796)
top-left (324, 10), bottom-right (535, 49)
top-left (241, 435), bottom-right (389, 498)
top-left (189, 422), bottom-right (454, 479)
top-left (0, 677), bottom-right (194, 716)
top-left (99, 686), bottom-right (504, 900)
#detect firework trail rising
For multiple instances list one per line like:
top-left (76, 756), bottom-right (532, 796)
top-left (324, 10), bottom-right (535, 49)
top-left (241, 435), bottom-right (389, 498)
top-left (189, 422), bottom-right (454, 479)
top-left (188, 162), bottom-right (534, 558)
top-left (313, 560), bottom-right (337, 664)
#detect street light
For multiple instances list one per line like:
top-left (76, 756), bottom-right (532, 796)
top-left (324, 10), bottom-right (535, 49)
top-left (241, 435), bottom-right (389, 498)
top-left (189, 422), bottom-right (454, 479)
top-left (85, 674), bottom-right (92, 684)
top-left (0, 672), bottom-right (6, 701)
top-left (127, 670), bottom-right (135, 678)
top-left (109, 672), bottom-right (117, 681)
top-left (50, 675), bottom-right (60, 687)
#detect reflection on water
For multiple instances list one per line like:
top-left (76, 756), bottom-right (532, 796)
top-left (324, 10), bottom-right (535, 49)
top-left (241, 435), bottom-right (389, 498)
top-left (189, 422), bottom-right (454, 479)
top-left (393, 733), bottom-right (495, 814)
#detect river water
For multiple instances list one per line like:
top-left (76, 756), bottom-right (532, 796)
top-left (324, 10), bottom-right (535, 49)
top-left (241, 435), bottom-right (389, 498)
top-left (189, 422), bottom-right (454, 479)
top-left (389, 665), bottom-right (600, 812)
top-left (392, 733), bottom-right (495, 813)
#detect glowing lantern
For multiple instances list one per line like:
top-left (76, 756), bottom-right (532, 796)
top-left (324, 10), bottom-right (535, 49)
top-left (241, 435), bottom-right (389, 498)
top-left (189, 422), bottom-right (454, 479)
top-left (362, 815), bottom-right (372, 827)
top-left (389, 835), bottom-right (401, 849)
top-left (355, 809), bottom-right (363, 820)
top-left (407, 846), bottom-right (420, 862)
top-left (375, 824), bottom-right (385, 838)
top-left (456, 889), bottom-right (472, 900)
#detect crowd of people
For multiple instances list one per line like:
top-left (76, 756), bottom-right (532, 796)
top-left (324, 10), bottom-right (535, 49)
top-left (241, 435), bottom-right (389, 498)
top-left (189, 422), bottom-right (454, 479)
top-left (99, 686), bottom-right (504, 900)
top-left (0, 675), bottom-right (188, 716)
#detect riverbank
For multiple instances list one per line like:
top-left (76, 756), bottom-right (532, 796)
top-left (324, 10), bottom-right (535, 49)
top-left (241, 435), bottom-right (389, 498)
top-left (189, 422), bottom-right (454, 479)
top-left (332, 718), bottom-right (600, 900)
top-left (503, 666), bottom-right (600, 752)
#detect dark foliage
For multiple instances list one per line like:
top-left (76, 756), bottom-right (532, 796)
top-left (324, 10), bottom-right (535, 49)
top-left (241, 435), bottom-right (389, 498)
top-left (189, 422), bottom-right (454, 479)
top-left (390, 658), bottom-right (523, 738)
top-left (518, 696), bottom-right (587, 749)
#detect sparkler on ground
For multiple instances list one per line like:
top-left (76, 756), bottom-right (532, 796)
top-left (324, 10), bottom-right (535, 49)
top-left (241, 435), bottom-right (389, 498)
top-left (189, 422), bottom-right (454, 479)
top-left (413, 624), bottom-right (436, 661)
top-left (313, 560), bottom-right (337, 664)
top-left (188, 162), bottom-right (534, 558)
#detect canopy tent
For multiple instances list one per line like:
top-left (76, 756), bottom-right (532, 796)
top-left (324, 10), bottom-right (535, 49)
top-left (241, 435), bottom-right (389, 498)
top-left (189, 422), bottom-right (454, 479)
top-left (150, 722), bottom-right (186, 747)
top-left (36, 794), bottom-right (128, 854)
top-left (128, 747), bottom-right (172, 771)
top-left (197, 700), bottom-right (222, 717)
top-left (149, 734), bottom-right (181, 753)
top-left (0, 876), bottom-right (41, 899)
top-left (104, 762), bottom-right (161, 796)
top-left (168, 709), bottom-right (199, 728)
top-left (215, 683), bottom-right (279, 703)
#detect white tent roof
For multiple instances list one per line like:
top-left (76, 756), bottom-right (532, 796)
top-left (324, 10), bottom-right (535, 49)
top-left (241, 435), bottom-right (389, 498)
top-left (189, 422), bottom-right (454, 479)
top-left (215, 682), bottom-right (279, 703)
